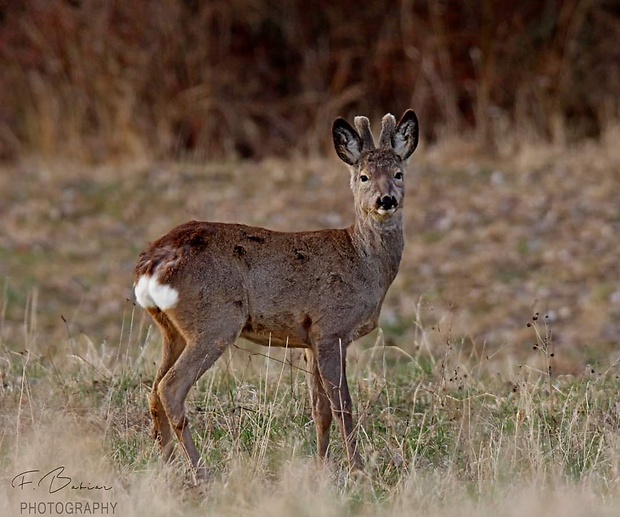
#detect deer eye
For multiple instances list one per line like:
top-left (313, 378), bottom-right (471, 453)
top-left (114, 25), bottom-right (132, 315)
top-left (394, 172), bottom-right (403, 180)
top-left (360, 175), bottom-right (369, 182)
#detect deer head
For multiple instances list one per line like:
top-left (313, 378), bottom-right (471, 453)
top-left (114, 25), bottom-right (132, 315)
top-left (332, 110), bottom-right (419, 225)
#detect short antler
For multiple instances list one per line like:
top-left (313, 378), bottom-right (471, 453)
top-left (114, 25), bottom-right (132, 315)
top-left (354, 116), bottom-right (376, 151)
top-left (379, 113), bottom-right (396, 149)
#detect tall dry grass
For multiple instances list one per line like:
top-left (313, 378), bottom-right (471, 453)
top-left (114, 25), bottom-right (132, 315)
top-left (1, 0), bottom-right (618, 161)
top-left (0, 297), bottom-right (618, 516)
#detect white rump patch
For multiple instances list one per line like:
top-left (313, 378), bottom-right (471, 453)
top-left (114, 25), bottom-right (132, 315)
top-left (134, 274), bottom-right (179, 310)
top-left (134, 275), bottom-right (155, 308)
top-left (149, 277), bottom-right (179, 310)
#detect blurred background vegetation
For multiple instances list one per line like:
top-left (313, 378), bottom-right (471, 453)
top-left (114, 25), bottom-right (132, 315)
top-left (1, 0), bottom-right (618, 162)
top-left (1, 1), bottom-right (619, 367)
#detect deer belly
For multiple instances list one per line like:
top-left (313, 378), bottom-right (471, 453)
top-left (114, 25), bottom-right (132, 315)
top-left (240, 313), bottom-right (311, 348)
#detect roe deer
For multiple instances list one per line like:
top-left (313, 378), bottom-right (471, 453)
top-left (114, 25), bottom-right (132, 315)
top-left (134, 110), bottom-right (419, 479)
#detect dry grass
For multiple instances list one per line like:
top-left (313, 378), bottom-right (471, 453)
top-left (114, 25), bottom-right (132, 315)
top-left (0, 312), bottom-right (618, 516)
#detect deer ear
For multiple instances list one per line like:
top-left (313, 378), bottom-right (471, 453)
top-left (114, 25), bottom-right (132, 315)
top-left (332, 118), bottom-right (363, 165)
top-left (393, 110), bottom-right (419, 161)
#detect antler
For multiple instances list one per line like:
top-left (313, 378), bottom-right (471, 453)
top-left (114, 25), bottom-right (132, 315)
top-left (354, 116), bottom-right (376, 151)
top-left (379, 113), bottom-right (396, 149)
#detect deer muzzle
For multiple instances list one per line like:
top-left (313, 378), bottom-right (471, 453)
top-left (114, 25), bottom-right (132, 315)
top-left (376, 195), bottom-right (398, 212)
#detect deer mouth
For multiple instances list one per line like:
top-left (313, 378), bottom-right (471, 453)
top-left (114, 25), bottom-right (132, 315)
top-left (371, 205), bottom-right (400, 222)
top-left (376, 206), bottom-right (396, 216)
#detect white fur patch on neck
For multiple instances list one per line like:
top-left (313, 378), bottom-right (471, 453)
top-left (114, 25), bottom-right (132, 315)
top-left (134, 274), bottom-right (179, 310)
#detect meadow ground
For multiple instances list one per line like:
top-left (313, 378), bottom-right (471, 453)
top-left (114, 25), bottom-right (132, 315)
top-left (1, 132), bottom-right (619, 515)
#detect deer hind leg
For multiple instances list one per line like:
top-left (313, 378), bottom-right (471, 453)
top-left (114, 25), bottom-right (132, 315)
top-left (305, 349), bottom-right (333, 460)
top-left (148, 309), bottom-right (186, 462)
top-left (315, 338), bottom-right (363, 471)
top-left (158, 308), bottom-right (245, 480)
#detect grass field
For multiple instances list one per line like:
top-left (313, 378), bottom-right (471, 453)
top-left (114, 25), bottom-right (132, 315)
top-left (1, 133), bottom-right (619, 515)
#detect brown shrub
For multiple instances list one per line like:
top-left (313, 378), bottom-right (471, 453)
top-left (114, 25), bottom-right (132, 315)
top-left (0, 0), bottom-right (618, 161)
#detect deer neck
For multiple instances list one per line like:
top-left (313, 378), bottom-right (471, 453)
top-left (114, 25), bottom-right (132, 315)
top-left (349, 210), bottom-right (404, 283)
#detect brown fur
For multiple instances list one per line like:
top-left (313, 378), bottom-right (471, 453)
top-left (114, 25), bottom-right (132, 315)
top-left (134, 110), bottom-right (419, 480)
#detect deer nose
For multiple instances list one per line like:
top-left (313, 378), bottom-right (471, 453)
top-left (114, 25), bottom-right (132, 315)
top-left (377, 195), bottom-right (397, 210)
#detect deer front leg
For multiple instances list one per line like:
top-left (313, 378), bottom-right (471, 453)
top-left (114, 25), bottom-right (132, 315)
top-left (315, 339), bottom-right (363, 471)
top-left (305, 350), bottom-right (333, 460)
